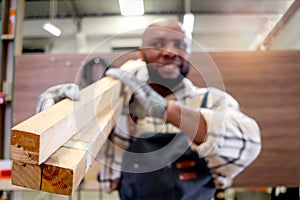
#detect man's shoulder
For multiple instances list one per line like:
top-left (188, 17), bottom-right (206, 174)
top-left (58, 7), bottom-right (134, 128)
top-left (182, 78), bottom-right (208, 96)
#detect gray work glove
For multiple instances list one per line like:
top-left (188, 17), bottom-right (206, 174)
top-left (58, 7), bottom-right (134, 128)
top-left (36, 83), bottom-right (80, 113)
top-left (106, 68), bottom-right (168, 119)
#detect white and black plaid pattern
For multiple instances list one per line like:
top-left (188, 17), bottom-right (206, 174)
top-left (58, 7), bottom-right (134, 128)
top-left (98, 63), bottom-right (261, 191)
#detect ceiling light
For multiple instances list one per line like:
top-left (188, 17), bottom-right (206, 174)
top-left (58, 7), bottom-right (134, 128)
top-left (119, 0), bottom-right (144, 16)
top-left (43, 0), bottom-right (62, 37)
top-left (43, 22), bottom-right (62, 37)
top-left (183, 13), bottom-right (194, 37)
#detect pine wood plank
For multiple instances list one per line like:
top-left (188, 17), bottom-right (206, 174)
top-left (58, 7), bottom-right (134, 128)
top-left (10, 59), bottom-right (143, 165)
top-left (10, 59), bottom-right (143, 195)
top-left (10, 77), bottom-right (121, 165)
top-left (41, 147), bottom-right (87, 195)
top-left (11, 98), bottom-right (123, 195)
top-left (41, 98), bottom-right (123, 195)
top-left (11, 160), bottom-right (42, 190)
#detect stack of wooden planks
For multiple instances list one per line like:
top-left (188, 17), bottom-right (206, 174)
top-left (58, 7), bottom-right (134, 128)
top-left (10, 59), bottom-right (144, 195)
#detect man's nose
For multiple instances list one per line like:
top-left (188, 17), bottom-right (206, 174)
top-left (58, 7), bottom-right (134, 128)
top-left (161, 44), bottom-right (178, 58)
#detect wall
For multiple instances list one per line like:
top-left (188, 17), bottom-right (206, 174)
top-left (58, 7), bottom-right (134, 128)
top-left (13, 51), bottom-right (300, 187)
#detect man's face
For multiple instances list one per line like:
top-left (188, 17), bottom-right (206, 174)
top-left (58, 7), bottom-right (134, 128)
top-left (140, 23), bottom-right (190, 83)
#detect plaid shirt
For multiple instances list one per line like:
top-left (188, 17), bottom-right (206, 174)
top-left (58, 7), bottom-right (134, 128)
top-left (97, 62), bottom-right (261, 191)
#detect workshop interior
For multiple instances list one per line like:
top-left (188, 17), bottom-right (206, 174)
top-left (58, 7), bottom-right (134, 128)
top-left (0, 0), bottom-right (299, 200)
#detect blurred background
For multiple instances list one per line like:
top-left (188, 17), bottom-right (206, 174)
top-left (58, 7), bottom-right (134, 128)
top-left (0, 1), bottom-right (299, 200)
top-left (10, 0), bottom-right (300, 53)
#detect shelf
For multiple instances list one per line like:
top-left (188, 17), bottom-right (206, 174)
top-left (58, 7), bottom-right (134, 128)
top-left (0, 101), bottom-right (11, 106)
top-left (1, 0), bottom-right (17, 159)
top-left (0, 92), bottom-right (11, 105)
top-left (1, 34), bottom-right (14, 41)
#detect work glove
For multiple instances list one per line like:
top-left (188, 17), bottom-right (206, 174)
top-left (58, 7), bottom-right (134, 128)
top-left (36, 83), bottom-right (80, 113)
top-left (106, 68), bottom-right (168, 119)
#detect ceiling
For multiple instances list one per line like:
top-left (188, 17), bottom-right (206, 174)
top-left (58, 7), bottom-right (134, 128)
top-left (17, 0), bottom-right (300, 52)
top-left (23, 0), bottom-right (294, 18)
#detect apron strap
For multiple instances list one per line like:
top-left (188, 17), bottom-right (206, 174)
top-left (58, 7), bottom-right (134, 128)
top-left (201, 91), bottom-right (209, 108)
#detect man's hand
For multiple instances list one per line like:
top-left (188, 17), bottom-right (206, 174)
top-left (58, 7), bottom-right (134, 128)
top-left (106, 68), bottom-right (167, 118)
top-left (36, 83), bottom-right (80, 113)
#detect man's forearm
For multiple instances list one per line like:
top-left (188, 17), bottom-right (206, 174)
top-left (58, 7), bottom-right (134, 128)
top-left (164, 100), bottom-right (207, 144)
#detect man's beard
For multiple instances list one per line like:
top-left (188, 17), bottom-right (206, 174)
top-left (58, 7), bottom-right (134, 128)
top-left (147, 63), bottom-right (190, 90)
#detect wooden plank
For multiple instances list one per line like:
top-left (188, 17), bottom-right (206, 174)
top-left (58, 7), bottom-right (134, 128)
top-left (42, 98), bottom-right (123, 195)
top-left (10, 76), bottom-right (121, 165)
top-left (11, 97), bottom-right (123, 195)
top-left (10, 59), bottom-right (143, 194)
top-left (42, 147), bottom-right (87, 195)
top-left (11, 160), bottom-right (42, 190)
top-left (10, 59), bottom-right (143, 165)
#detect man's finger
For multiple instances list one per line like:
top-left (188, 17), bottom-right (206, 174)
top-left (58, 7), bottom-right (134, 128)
top-left (62, 84), bottom-right (81, 101)
top-left (106, 68), bottom-right (143, 91)
top-left (36, 97), bottom-right (55, 113)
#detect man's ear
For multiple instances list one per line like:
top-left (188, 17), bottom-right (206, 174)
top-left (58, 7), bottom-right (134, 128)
top-left (138, 48), bottom-right (145, 61)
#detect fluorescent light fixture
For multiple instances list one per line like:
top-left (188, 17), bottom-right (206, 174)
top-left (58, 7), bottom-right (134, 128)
top-left (43, 22), bottom-right (62, 37)
top-left (119, 0), bottom-right (144, 16)
top-left (183, 13), bottom-right (195, 35)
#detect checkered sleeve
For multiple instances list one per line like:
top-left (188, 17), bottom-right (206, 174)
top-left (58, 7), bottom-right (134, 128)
top-left (97, 114), bottom-right (133, 192)
top-left (192, 88), bottom-right (262, 188)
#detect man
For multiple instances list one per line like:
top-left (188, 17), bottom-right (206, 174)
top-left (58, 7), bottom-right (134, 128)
top-left (37, 19), bottom-right (261, 200)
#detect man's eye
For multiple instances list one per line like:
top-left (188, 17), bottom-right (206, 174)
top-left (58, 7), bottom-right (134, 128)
top-left (175, 42), bottom-right (187, 50)
top-left (151, 42), bottom-right (164, 48)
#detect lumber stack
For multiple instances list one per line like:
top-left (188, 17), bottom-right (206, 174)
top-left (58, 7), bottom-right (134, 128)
top-left (10, 59), bottom-right (144, 195)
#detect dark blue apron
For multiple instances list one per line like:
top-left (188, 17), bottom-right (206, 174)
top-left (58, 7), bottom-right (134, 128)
top-left (118, 132), bottom-right (216, 200)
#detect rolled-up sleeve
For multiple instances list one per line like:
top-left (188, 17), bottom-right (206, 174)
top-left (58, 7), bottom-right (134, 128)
top-left (192, 88), bottom-right (262, 188)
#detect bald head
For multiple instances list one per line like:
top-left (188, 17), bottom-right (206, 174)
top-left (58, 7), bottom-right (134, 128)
top-left (142, 19), bottom-right (187, 44)
top-left (147, 19), bottom-right (185, 32)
